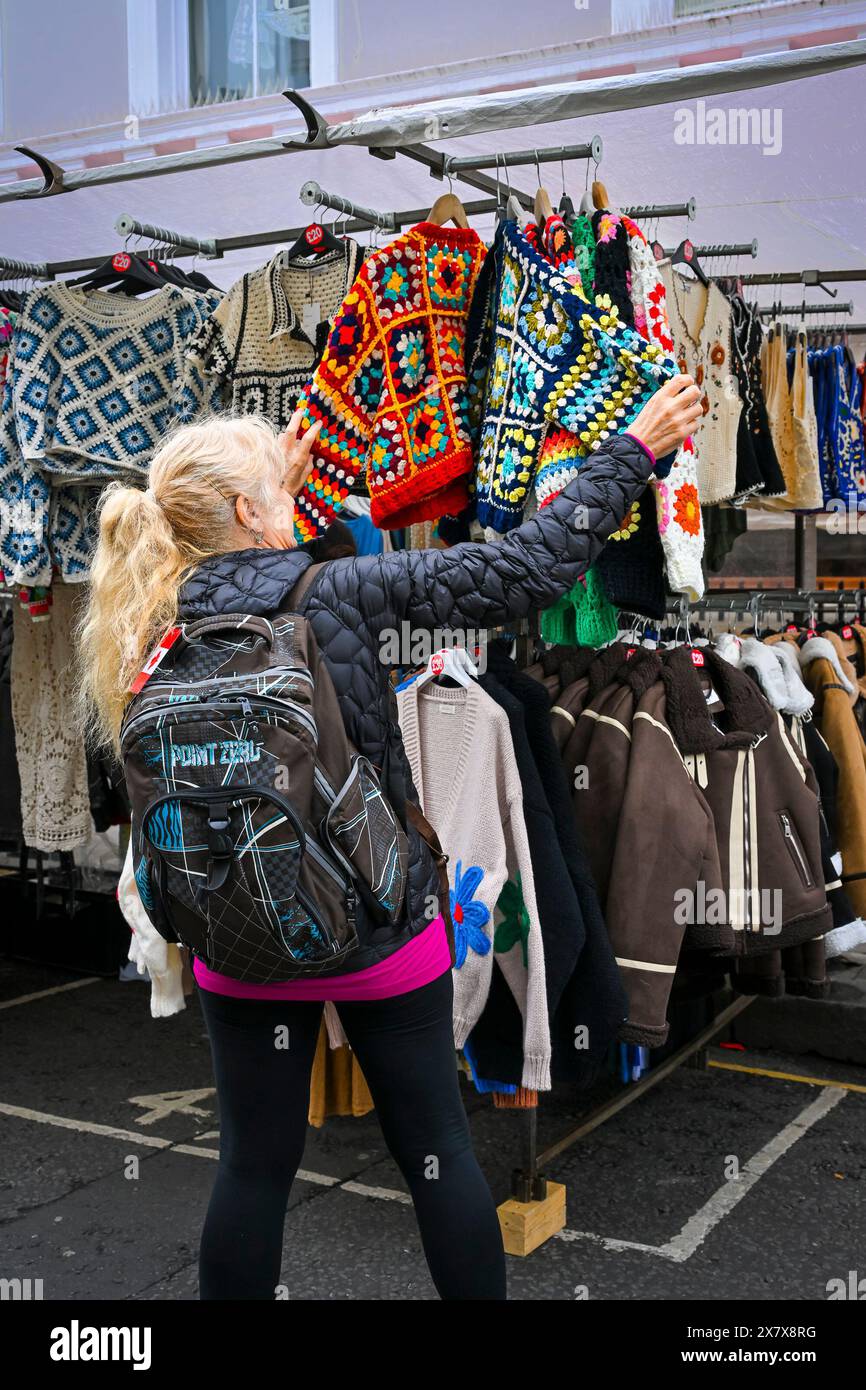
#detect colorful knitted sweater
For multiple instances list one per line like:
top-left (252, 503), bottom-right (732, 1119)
top-left (471, 218), bottom-right (679, 534)
top-left (0, 283), bottom-right (219, 587)
top-left (532, 214), bottom-right (704, 601)
top-left (295, 223), bottom-right (486, 540)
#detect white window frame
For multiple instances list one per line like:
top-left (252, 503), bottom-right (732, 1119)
top-left (128, 0), bottom-right (334, 115)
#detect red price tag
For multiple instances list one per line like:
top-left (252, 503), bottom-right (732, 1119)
top-left (842, 625), bottom-right (853, 639)
top-left (785, 623), bottom-right (799, 633)
top-left (806, 628), bottom-right (817, 639)
top-left (683, 239), bottom-right (694, 262)
top-left (129, 626), bottom-right (182, 694)
top-left (430, 653), bottom-right (444, 676)
top-left (691, 649), bottom-right (705, 667)
top-left (304, 224), bottom-right (324, 247)
top-left (626, 646), bottom-right (636, 659)
top-left (112, 252), bottom-right (131, 273)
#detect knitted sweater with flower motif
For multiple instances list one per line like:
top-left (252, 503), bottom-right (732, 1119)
top-left (470, 218), bottom-right (679, 534)
top-left (626, 228), bottom-right (704, 599)
top-left (522, 214), bottom-right (704, 600)
top-left (397, 679), bottom-right (551, 1091)
top-left (295, 223), bottom-right (486, 540)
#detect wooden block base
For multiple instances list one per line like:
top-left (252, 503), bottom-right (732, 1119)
top-left (497, 1179), bottom-right (566, 1256)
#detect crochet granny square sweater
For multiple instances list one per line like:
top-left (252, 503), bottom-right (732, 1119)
top-left (397, 679), bottom-right (552, 1090)
top-left (295, 223), bottom-right (486, 541)
top-left (524, 213), bottom-right (705, 601)
top-left (471, 218), bottom-right (679, 534)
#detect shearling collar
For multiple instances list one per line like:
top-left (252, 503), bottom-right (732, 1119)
top-left (798, 636), bottom-right (856, 697)
top-left (660, 645), bottom-right (775, 753)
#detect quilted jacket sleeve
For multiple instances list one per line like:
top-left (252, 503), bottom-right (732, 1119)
top-left (318, 430), bottom-right (656, 632)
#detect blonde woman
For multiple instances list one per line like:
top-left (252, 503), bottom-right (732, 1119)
top-left (80, 378), bottom-right (701, 1302)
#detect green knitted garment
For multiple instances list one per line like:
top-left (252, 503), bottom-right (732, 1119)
top-left (541, 565), bottom-right (619, 647)
top-left (570, 214), bottom-right (597, 288)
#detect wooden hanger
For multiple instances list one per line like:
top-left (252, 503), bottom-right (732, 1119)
top-left (534, 184), bottom-right (554, 227)
top-left (427, 192), bottom-right (470, 230)
top-left (591, 178), bottom-right (609, 211)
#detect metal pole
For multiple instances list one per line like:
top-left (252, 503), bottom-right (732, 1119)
top-left (757, 300), bottom-right (853, 318)
top-left (299, 179), bottom-right (397, 231)
top-left (443, 135), bottom-right (603, 173)
top-left (623, 198), bottom-right (696, 221)
top-left (662, 239), bottom-right (758, 259)
top-left (114, 213), bottom-right (218, 258)
top-left (536, 996), bottom-right (754, 1169)
top-left (794, 517), bottom-right (818, 591)
top-left (0, 255), bottom-right (51, 279)
top-left (377, 142), bottom-right (535, 211)
top-left (741, 268), bottom-right (866, 286)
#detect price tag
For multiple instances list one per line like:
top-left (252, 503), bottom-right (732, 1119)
top-left (129, 626), bottom-right (182, 695)
top-left (301, 301), bottom-right (322, 339)
top-left (691, 649), bottom-right (705, 667)
top-left (842, 625), bottom-right (854, 639)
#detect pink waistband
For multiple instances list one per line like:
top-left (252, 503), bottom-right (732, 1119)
top-left (192, 914), bottom-right (451, 1002)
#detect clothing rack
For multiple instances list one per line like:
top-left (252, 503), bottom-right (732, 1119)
top-left (0, 255), bottom-right (51, 280)
top-left (740, 268), bottom-right (866, 288)
top-left (662, 239), bottom-right (758, 260)
top-left (114, 214), bottom-right (218, 259)
top-left (299, 180), bottom-right (397, 232)
top-left (623, 199), bottom-right (696, 221)
top-left (757, 301), bottom-right (854, 319)
top-left (670, 587), bottom-right (866, 618)
top-left (441, 137), bottom-right (603, 174)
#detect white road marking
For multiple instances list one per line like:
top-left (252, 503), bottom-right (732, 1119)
top-left (0, 1086), bottom-right (849, 1261)
top-left (342, 1181), bottom-right (413, 1205)
top-left (0, 1102), bottom-right (173, 1149)
top-left (127, 1089), bottom-right (215, 1126)
top-left (556, 1086), bottom-right (847, 1262)
top-left (0, 978), bottom-right (101, 1010)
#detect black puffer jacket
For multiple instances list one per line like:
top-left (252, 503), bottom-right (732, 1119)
top-left (178, 432), bottom-right (656, 972)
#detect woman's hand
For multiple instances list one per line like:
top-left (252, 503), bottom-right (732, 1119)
top-left (277, 409), bottom-right (323, 495)
top-left (627, 375), bottom-right (703, 460)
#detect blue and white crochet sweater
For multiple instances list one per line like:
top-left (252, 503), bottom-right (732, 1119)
top-left (469, 221), bottom-right (679, 533)
top-left (0, 282), bottom-right (221, 587)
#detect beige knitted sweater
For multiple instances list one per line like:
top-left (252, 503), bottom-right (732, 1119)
top-left (397, 680), bottom-right (551, 1090)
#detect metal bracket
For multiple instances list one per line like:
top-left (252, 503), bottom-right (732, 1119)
top-left (12, 145), bottom-right (67, 198)
top-left (281, 90), bottom-right (332, 150)
top-left (802, 268), bottom-right (839, 300)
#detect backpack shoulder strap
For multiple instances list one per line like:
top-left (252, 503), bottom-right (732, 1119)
top-left (288, 560), bottom-right (326, 613)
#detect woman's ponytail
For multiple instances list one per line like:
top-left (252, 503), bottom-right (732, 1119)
top-left (77, 413), bottom-right (288, 754)
top-left (77, 482), bottom-right (190, 754)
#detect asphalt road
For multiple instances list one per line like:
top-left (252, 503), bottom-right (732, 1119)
top-left (1, 956), bottom-right (864, 1302)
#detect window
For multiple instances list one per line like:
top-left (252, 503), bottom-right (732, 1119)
top-left (188, 0), bottom-right (310, 105)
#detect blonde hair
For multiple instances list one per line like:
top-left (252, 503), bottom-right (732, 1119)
top-left (78, 414), bottom-right (288, 754)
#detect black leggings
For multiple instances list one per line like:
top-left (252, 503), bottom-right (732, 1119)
top-left (197, 970), bottom-right (507, 1300)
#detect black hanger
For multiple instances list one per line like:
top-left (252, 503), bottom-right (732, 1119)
top-left (0, 289), bottom-right (22, 311)
top-left (287, 219), bottom-right (345, 260)
top-left (147, 258), bottom-right (221, 294)
top-left (65, 249), bottom-right (167, 296)
top-left (670, 237), bottom-right (709, 288)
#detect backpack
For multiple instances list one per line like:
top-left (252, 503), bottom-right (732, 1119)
top-left (121, 565), bottom-right (409, 983)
